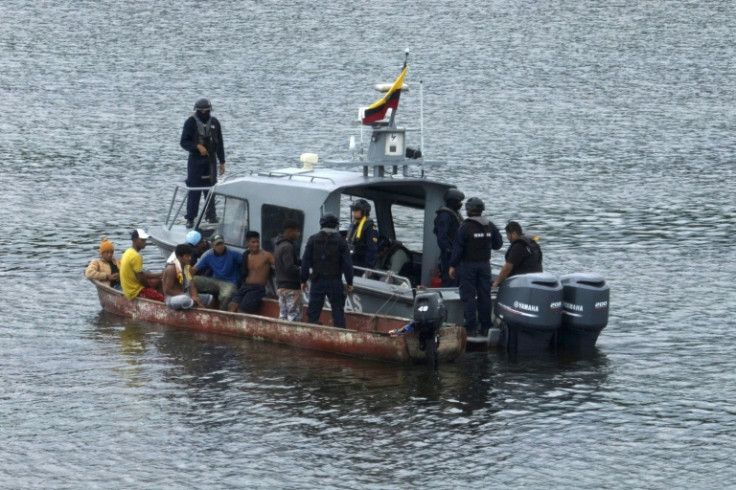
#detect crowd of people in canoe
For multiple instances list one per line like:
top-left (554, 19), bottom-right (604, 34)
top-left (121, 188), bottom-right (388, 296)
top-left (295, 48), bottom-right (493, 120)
top-left (84, 208), bottom-right (411, 327)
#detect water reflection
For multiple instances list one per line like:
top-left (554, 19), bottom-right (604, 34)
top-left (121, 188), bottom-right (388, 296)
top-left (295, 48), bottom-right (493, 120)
top-left (90, 311), bottom-right (612, 435)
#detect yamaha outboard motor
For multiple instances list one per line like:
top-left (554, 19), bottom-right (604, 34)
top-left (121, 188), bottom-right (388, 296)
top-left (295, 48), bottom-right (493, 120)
top-left (412, 292), bottom-right (447, 369)
top-left (559, 273), bottom-right (610, 352)
top-left (495, 272), bottom-right (563, 353)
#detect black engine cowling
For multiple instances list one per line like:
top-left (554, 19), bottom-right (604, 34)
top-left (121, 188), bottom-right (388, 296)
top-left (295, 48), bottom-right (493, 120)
top-left (495, 272), bottom-right (563, 353)
top-left (559, 273), bottom-right (609, 351)
top-left (412, 292), bottom-right (447, 367)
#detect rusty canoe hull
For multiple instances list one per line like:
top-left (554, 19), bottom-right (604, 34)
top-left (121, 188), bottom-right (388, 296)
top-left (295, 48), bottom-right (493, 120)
top-left (92, 281), bottom-right (465, 365)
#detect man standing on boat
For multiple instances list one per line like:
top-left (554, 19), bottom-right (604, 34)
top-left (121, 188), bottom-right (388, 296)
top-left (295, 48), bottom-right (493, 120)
top-left (120, 229), bottom-right (164, 302)
top-left (274, 220), bottom-right (303, 321)
top-left (492, 221), bottom-right (543, 287)
top-left (449, 198), bottom-right (503, 336)
top-left (180, 98), bottom-right (226, 228)
top-left (301, 213), bottom-right (354, 328)
top-left (346, 199), bottom-right (378, 276)
top-left (434, 188), bottom-right (465, 287)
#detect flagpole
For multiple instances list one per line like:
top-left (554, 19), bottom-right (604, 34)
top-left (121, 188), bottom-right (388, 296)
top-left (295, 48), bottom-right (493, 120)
top-left (420, 79), bottom-right (424, 160)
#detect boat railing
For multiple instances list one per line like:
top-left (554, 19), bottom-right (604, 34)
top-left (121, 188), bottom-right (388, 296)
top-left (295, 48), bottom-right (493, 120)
top-left (163, 183), bottom-right (213, 230)
top-left (257, 170), bottom-right (337, 184)
top-left (353, 265), bottom-right (412, 289)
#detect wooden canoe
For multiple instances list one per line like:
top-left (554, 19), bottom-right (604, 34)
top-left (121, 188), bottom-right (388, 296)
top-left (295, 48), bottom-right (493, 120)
top-left (91, 281), bottom-right (466, 365)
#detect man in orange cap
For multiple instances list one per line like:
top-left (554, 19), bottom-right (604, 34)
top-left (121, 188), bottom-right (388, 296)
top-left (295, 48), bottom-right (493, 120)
top-left (85, 238), bottom-right (122, 289)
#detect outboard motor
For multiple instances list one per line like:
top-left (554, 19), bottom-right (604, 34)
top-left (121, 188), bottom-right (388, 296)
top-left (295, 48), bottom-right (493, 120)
top-left (495, 272), bottom-right (563, 353)
top-left (559, 273), bottom-right (610, 352)
top-left (412, 292), bottom-right (447, 369)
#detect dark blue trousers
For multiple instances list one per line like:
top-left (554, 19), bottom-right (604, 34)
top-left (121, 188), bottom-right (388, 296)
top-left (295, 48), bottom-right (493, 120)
top-left (306, 278), bottom-right (346, 328)
top-left (457, 261), bottom-right (492, 333)
top-left (186, 188), bottom-right (216, 222)
top-left (186, 157), bottom-right (216, 221)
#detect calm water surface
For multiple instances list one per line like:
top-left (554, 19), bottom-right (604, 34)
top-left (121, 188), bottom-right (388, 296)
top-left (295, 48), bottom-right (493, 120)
top-left (1, 1), bottom-right (735, 488)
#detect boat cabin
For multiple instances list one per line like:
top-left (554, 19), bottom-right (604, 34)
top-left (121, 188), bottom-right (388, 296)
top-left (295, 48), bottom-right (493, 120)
top-left (155, 118), bottom-right (453, 288)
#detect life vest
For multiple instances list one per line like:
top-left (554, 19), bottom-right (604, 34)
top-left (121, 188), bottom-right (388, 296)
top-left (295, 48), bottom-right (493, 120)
top-left (311, 231), bottom-right (342, 278)
top-left (461, 217), bottom-right (493, 262)
top-left (347, 217), bottom-right (375, 259)
top-left (506, 235), bottom-right (543, 276)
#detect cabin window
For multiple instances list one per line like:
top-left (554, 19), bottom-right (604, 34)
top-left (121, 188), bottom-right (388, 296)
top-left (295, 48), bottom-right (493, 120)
top-left (261, 204), bottom-right (305, 252)
top-left (390, 203), bottom-right (423, 251)
top-left (222, 197), bottom-right (249, 247)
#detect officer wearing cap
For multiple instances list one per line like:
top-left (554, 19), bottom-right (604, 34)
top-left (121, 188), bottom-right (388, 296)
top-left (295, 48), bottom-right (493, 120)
top-left (346, 199), bottom-right (378, 275)
top-left (433, 188), bottom-right (465, 287)
top-left (180, 98), bottom-right (226, 228)
top-left (301, 213), bottom-right (354, 328)
top-left (449, 198), bottom-right (502, 336)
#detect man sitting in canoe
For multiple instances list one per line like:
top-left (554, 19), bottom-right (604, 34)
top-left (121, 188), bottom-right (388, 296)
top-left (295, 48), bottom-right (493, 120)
top-left (191, 233), bottom-right (241, 309)
top-left (85, 238), bottom-right (121, 289)
top-left (228, 231), bottom-right (275, 314)
top-left (120, 229), bottom-right (164, 302)
top-left (161, 244), bottom-right (213, 310)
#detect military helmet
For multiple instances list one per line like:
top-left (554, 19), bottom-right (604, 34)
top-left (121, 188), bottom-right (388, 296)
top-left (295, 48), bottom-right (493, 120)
top-left (350, 199), bottom-right (371, 216)
top-left (320, 213), bottom-right (339, 228)
top-left (465, 197), bottom-right (485, 213)
top-left (194, 98), bottom-right (212, 111)
top-left (444, 188), bottom-right (465, 203)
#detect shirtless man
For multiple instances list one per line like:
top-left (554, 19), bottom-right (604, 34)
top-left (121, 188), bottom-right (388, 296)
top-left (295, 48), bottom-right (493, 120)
top-left (161, 244), bottom-right (213, 310)
top-left (228, 231), bottom-right (275, 314)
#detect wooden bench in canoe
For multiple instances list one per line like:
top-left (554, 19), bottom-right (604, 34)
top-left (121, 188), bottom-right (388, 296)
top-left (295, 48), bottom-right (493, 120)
top-left (90, 280), bottom-right (466, 365)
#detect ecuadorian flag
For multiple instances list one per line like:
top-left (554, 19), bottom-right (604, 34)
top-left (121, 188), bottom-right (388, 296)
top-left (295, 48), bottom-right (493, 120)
top-left (361, 65), bottom-right (408, 125)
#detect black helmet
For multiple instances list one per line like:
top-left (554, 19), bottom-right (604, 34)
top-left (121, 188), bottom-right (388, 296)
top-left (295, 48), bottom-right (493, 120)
top-left (194, 98), bottom-right (212, 111)
top-left (444, 188), bottom-right (465, 203)
top-left (350, 199), bottom-right (371, 216)
top-left (320, 213), bottom-right (339, 228)
top-left (465, 197), bottom-right (485, 213)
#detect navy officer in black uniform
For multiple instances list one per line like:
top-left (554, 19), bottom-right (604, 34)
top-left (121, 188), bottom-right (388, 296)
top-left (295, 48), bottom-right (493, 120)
top-left (346, 199), bottom-right (378, 275)
top-left (433, 188), bottom-right (465, 287)
top-left (449, 197), bottom-right (503, 336)
top-left (180, 98), bottom-right (226, 228)
top-left (301, 213), bottom-right (354, 328)
top-left (492, 220), bottom-right (543, 287)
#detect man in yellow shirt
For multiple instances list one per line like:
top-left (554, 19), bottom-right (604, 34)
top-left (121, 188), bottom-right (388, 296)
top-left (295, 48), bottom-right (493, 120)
top-left (120, 229), bottom-right (163, 301)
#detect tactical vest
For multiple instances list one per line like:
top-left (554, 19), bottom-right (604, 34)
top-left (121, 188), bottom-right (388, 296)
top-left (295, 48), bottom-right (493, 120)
top-left (194, 114), bottom-right (218, 149)
top-left (433, 206), bottom-right (463, 242)
top-left (461, 217), bottom-right (493, 262)
top-left (312, 231), bottom-right (341, 277)
top-left (347, 218), bottom-right (375, 259)
top-left (506, 236), bottom-right (543, 276)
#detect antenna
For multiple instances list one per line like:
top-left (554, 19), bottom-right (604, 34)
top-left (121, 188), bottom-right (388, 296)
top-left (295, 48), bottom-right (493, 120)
top-left (420, 80), bottom-right (425, 158)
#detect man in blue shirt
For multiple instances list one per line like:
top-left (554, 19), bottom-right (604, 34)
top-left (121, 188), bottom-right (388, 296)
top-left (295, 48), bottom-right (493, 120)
top-left (191, 234), bottom-right (241, 309)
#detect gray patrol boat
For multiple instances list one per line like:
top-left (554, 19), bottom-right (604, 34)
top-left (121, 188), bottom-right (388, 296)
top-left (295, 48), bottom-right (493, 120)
top-left (149, 58), bottom-right (610, 353)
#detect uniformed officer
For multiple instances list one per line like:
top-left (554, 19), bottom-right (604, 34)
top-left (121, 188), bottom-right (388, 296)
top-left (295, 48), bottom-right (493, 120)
top-left (433, 188), bottom-right (465, 287)
top-left (180, 98), bottom-right (226, 228)
top-left (346, 199), bottom-right (378, 275)
top-left (301, 213), bottom-right (355, 328)
top-left (449, 197), bottom-right (503, 336)
top-left (492, 221), bottom-right (543, 287)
